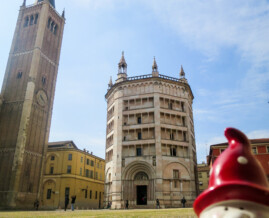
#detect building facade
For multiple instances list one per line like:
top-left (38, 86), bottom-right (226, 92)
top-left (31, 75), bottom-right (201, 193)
top-left (42, 141), bottom-right (105, 209)
top-left (0, 0), bottom-right (65, 209)
top-left (207, 138), bottom-right (269, 181)
top-left (197, 162), bottom-right (209, 194)
top-left (105, 53), bottom-right (198, 209)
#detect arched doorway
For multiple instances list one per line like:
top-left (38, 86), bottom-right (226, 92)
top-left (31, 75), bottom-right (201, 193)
top-left (134, 172), bottom-right (148, 205)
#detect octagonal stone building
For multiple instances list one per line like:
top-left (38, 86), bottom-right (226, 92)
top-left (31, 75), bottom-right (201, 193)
top-left (104, 53), bottom-right (198, 209)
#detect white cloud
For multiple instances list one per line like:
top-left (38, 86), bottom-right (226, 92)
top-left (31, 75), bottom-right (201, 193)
top-left (247, 129), bottom-right (269, 139)
top-left (146, 0), bottom-right (269, 64)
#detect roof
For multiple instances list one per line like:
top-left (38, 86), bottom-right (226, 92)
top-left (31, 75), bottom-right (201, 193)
top-left (48, 140), bottom-right (105, 161)
top-left (207, 138), bottom-right (269, 165)
top-left (210, 138), bottom-right (269, 148)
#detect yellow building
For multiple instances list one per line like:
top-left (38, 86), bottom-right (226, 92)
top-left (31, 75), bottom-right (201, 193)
top-left (197, 162), bottom-right (209, 194)
top-left (42, 141), bottom-right (105, 209)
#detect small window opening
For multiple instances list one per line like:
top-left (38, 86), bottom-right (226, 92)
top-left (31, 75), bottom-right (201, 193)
top-left (30, 15), bottom-right (34, 25)
top-left (137, 117), bottom-right (142, 124)
top-left (50, 166), bottom-right (54, 174)
top-left (138, 132), bottom-right (142, 140)
top-left (34, 14), bottom-right (39, 24)
top-left (24, 17), bottom-right (29, 27)
top-left (170, 147), bottom-right (177, 156)
top-left (17, 72), bottom-right (23, 79)
top-left (54, 25), bottom-right (58, 35)
top-left (47, 189), bottom-right (52, 199)
top-left (170, 133), bottom-right (174, 140)
top-left (47, 18), bottom-right (51, 29)
top-left (136, 147), bottom-right (142, 156)
top-left (42, 76), bottom-right (46, 85)
top-left (50, 22), bottom-right (54, 32)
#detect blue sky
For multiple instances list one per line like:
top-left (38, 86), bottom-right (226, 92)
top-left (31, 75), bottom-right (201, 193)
top-left (0, 0), bottom-right (268, 163)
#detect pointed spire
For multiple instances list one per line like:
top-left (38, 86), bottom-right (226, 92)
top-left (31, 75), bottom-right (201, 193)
top-left (152, 56), bottom-right (158, 72)
top-left (62, 8), bottom-right (65, 18)
top-left (118, 51), bottom-right (127, 69)
top-left (152, 56), bottom-right (159, 77)
top-left (180, 65), bottom-right (185, 78)
top-left (118, 51), bottom-right (127, 75)
top-left (116, 51), bottom-right (128, 83)
top-left (22, 0), bottom-right (26, 6)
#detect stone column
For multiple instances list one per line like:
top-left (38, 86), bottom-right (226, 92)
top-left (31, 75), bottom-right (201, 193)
top-left (153, 83), bottom-right (163, 205)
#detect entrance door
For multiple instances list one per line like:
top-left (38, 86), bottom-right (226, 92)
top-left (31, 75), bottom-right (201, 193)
top-left (137, 186), bottom-right (147, 205)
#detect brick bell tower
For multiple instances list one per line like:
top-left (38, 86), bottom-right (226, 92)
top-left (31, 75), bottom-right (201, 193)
top-left (0, 0), bottom-right (65, 209)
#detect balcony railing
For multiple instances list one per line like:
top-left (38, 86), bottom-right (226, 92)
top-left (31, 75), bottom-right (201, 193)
top-left (126, 74), bottom-right (181, 82)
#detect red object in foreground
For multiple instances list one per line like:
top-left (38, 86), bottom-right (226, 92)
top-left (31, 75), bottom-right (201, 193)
top-left (193, 127), bottom-right (269, 216)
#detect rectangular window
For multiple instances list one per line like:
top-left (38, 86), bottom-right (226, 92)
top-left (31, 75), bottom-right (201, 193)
top-left (51, 156), bottom-right (55, 161)
top-left (170, 133), bottom-right (174, 140)
top-left (95, 172), bottom-right (98, 180)
top-left (183, 132), bottom-right (187, 141)
top-left (68, 154), bottom-right (72, 161)
top-left (50, 166), bottom-right (54, 174)
top-left (90, 170), bottom-right (93, 179)
top-left (173, 170), bottom-right (179, 179)
top-left (65, 187), bottom-right (70, 198)
top-left (91, 160), bottom-right (94, 167)
top-left (85, 190), bottom-right (88, 198)
top-left (67, 165), bottom-right (71, 174)
top-left (170, 147), bottom-right (177, 156)
top-left (169, 102), bottom-right (173, 109)
top-left (220, 149), bottom-right (226, 153)
top-left (252, 147), bottom-right (257, 154)
top-left (47, 189), bottom-right (52, 199)
top-left (81, 157), bottom-right (83, 163)
top-left (87, 159), bottom-right (90, 165)
top-left (138, 132), bottom-right (142, 140)
top-left (136, 147), bottom-right (142, 156)
top-left (137, 117), bottom-right (142, 124)
top-left (95, 191), bottom-right (98, 199)
top-left (90, 190), bottom-right (92, 199)
top-left (86, 169), bottom-right (89, 177)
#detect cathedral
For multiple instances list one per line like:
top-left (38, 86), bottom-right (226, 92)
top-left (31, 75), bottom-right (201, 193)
top-left (105, 53), bottom-right (198, 209)
top-left (0, 0), bottom-right (65, 209)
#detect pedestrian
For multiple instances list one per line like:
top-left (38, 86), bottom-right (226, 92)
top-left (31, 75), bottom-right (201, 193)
top-left (125, 200), bottom-right (129, 209)
top-left (34, 199), bottom-right (39, 211)
top-left (181, 196), bottom-right (186, 208)
top-left (65, 195), bottom-right (69, 211)
top-left (71, 195), bottom-right (76, 211)
top-left (156, 199), bottom-right (160, 209)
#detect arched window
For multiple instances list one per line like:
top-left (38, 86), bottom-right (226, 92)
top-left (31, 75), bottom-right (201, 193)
top-left (30, 15), bottom-right (34, 25)
top-left (47, 17), bottom-right (51, 29)
top-left (34, 14), bottom-right (39, 24)
top-left (50, 21), bottom-right (54, 32)
top-left (24, 16), bottom-right (29, 27)
top-left (54, 24), bottom-right (58, 35)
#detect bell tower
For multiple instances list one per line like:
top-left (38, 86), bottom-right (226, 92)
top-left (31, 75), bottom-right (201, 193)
top-left (0, 0), bottom-right (65, 209)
